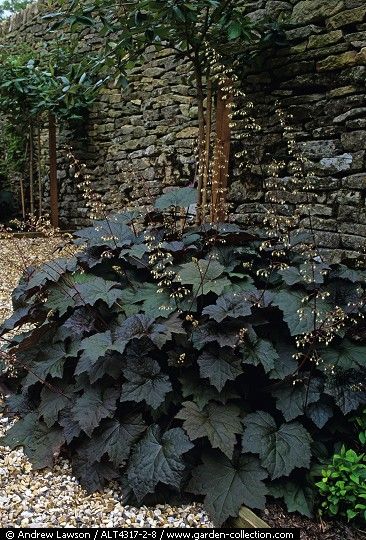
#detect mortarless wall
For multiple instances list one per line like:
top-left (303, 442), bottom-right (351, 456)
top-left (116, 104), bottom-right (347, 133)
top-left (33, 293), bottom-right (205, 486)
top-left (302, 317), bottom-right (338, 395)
top-left (1, 0), bottom-right (366, 262)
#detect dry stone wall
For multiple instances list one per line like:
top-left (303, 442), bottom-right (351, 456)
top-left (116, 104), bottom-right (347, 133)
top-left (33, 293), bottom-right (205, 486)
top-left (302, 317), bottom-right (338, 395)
top-left (231, 0), bottom-right (366, 262)
top-left (1, 0), bottom-right (366, 261)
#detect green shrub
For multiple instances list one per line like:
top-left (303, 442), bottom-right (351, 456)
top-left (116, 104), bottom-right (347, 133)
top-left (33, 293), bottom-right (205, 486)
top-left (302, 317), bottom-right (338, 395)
top-left (0, 188), bottom-right (366, 525)
top-left (316, 446), bottom-right (366, 522)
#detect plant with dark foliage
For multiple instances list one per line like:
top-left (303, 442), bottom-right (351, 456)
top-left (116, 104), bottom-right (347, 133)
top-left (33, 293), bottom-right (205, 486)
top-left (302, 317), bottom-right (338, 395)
top-left (1, 188), bottom-right (365, 525)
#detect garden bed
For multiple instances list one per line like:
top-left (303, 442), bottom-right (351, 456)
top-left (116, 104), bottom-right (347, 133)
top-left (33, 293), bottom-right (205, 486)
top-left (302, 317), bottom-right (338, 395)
top-left (0, 233), bottom-right (364, 536)
top-left (0, 235), bottom-right (212, 528)
top-left (0, 407), bottom-right (211, 528)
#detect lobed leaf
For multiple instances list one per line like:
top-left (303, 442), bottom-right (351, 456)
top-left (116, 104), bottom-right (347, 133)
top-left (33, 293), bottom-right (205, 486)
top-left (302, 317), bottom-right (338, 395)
top-left (202, 293), bottom-right (252, 323)
top-left (197, 348), bottom-right (243, 391)
top-left (242, 337), bottom-right (279, 374)
top-left (72, 387), bottom-right (119, 436)
top-left (242, 411), bottom-right (312, 479)
top-left (271, 378), bottom-right (323, 422)
top-left (1, 412), bottom-right (64, 469)
top-left (127, 425), bottom-right (193, 501)
top-left (177, 259), bottom-right (230, 296)
top-left (176, 401), bottom-right (242, 459)
top-left (272, 290), bottom-right (331, 336)
top-left (72, 454), bottom-right (118, 492)
top-left (188, 451), bottom-right (267, 526)
top-left (84, 414), bottom-right (146, 467)
top-left (121, 357), bottom-right (172, 409)
top-left (154, 187), bottom-right (197, 210)
top-left (270, 481), bottom-right (314, 518)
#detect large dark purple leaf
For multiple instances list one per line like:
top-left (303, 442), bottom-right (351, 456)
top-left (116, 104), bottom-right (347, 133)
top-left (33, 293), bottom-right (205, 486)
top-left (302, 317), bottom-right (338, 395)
top-left (127, 425), bottom-right (193, 501)
top-left (72, 387), bottom-right (119, 436)
top-left (120, 357), bottom-right (172, 409)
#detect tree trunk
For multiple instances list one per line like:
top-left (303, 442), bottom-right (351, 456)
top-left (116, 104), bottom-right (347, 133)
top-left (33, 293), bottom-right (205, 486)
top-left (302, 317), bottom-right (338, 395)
top-left (19, 176), bottom-right (26, 220)
top-left (29, 123), bottom-right (34, 216)
top-left (48, 112), bottom-right (59, 229)
top-left (211, 81), bottom-right (232, 223)
top-left (37, 124), bottom-right (43, 218)
top-left (194, 66), bottom-right (206, 225)
top-left (201, 78), bottom-right (212, 223)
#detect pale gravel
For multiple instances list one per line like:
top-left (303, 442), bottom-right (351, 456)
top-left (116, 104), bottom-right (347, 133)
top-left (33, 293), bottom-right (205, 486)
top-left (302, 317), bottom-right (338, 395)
top-left (0, 237), bottom-right (212, 528)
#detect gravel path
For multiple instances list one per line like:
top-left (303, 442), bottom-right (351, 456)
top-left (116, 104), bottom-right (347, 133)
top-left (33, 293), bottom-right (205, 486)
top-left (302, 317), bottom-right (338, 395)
top-left (0, 236), bottom-right (212, 528)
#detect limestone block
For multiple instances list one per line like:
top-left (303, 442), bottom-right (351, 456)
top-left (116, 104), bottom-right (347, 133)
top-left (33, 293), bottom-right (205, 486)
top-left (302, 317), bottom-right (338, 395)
top-left (314, 231), bottom-right (341, 248)
top-left (189, 106), bottom-right (199, 119)
top-left (285, 25), bottom-right (323, 41)
top-left (342, 173), bottom-right (366, 189)
top-left (341, 130), bottom-right (366, 151)
top-left (291, 43), bottom-right (349, 63)
top-left (356, 47), bottom-right (366, 64)
top-left (288, 41), bottom-right (308, 54)
top-left (339, 223), bottom-right (366, 238)
top-left (291, 0), bottom-right (344, 24)
top-left (312, 126), bottom-right (339, 138)
top-left (347, 118), bottom-right (366, 129)
top-left (316, 51), bottom-right (358, 71)
top-left (120, 139), bottom-right (141, 151)
top-left (133, 126), bottom-right (147, 138)
top-left (265, 1), bottom-right (292, 18)
top-left (341, 234), bottom-right (366, 250)
top-left (298, 139), bottom-right (341, 159)
top-left (327, 85), bottom-right (358, 98)
top-left (246, 9), bottom-right (267, 22)
top-left (319, 154), bottom-right (353, 172)
top-left (333, 107), bottom-right (366, 123)
top-left (309, 204), bottom-right (334, 216)
top-left (176, 127), bottom-right (199, 139)
top-left (143, 67), bottom-right (165, 78)
top-left (179, 104), bottom-right (190, 116)
top-left (338, 204), bottom-right (361, 220)
top-left (328, 6), bottom-right (366, 28)
top-left (329, 189), bottom-right (362, 204)
top-left (300, 217), bottom-right (339, 231)
top-left (308, 30), bottom-right (343, 49)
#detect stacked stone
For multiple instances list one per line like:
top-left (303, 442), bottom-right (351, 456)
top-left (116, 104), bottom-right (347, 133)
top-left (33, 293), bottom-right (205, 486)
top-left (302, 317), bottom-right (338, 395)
top-left (230, 0), bottom-right (366, 262)
top-left (1, 0), bottom-right (366, 261)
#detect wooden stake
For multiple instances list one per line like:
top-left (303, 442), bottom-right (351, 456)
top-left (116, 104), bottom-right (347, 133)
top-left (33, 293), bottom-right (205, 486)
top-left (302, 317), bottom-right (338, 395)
top-left (201, 78), bottom-right (212, 223)
top-left (29, 123), bottom-right (34, 215)
top-left (37, 124), bottom-right (43, 218)
top-left (48, 112), bottom-right (59, 228)
top-left (232, 507), bottom-right (270, 529)
top-left (20, 140), bottom-right (29, 220)
top-left (19, 176), bottom-right (26, 220)
top-left (211, 81), bottom-right (232, 223)
top-left (195, 69), bottom-right (206, 225)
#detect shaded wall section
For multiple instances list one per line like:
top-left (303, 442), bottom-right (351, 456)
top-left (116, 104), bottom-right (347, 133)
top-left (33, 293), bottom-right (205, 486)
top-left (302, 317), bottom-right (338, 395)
top-left (1, 0), bottom-right (366, 261)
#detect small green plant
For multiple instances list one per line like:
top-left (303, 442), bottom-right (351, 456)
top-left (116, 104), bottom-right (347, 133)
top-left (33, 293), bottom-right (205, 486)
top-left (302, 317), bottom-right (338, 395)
top-left (316, 446), bottom-right (366, 523)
